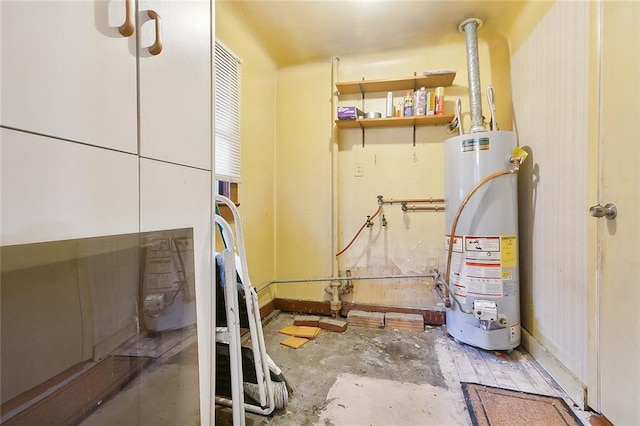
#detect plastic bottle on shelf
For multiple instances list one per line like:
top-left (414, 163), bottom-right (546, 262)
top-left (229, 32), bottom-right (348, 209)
top-left (415, 87), bottom-right (427, 116)
top-left (403, 91), bottom-right (413, 117)
top-left (385, 92), bottom-right (393, 118)
top-left (435, 86), bottom-right (445, 115)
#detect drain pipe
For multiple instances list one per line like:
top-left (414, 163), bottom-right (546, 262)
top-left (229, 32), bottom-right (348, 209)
top-left (331, 57), bottom-right (340, 278)
top-left (325, 270), bottom-right (354, 317)
top-left (459, 17), bottom-right (485, 133)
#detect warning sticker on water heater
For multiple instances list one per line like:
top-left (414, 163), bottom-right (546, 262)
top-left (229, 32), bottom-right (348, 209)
top-left (463, 236), bottom-right (503, 298)
top-left (465, 236), bottom-right (500, 258)
top-left (501, 235), bottom-right (517, 267)
top-left (445, 235), bottom-right (466, 303)
top-left (444, 234), bottom-right (517, 302)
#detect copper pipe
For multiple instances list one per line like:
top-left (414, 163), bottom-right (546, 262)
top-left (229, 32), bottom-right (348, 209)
top-left (379, 197), bottom-right (444, 205)
top-left (401, 204), bottom-right (445, 212)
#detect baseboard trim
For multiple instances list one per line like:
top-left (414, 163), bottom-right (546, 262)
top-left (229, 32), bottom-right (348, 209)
top-left (259, 299), bottom-right (275, 319)
top-left (268, 298), bottom-right (445, 325)
top-left (521, 328), bottom-right (587, 409)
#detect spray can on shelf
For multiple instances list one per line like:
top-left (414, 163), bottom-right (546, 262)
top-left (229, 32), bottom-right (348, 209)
top-left (385, 92), bottom-right (394, 118)
top-left (414, 87), bottom-right (427, 116)
top-left (403, 91), bottom-right (413, 117)
top-left (435, 86), bottom-right (445, 115)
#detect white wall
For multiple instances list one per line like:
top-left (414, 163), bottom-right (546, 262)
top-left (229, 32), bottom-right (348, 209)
top-left (511, 0), bottom-right (591, 398)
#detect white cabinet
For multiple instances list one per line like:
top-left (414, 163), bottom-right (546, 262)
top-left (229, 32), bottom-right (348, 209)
top-left (139, 158), bottom-right (213, 343)
top-left (0, 128), bottom-right (139, 246)
top-left (0, 1), bottom-right (138, 153)
top-left (139, 158), bottom-right (212, 289)
top-left (1, 2), bottom-right (214, 421)
top-left (138, 0), bottom-right (212, 170)
top-left (1, 0), bottom-right (212, 170)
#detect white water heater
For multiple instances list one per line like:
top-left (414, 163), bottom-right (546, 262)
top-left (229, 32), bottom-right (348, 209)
top-left (444, 131), bottom-right (521, 350)
top-left (440, 18), bottom-right (521, 350)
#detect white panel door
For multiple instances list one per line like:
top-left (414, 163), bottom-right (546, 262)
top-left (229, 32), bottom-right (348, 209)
top-left (596, 1), bottom-right (640, 423)
top-left (0, 128), bottom-right (139, 245)
top-left (137, 0), bottom-right (212, 170)
top-left (0, 1), bottom-right (137, 153)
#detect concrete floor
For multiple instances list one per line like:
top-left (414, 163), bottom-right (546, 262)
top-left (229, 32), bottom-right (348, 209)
top-left (224, 312), bottom-right (472, 425)
top-left (82, 311), bottom-right (594, 425)
top-left (221, 311), bottom-right (593, 425)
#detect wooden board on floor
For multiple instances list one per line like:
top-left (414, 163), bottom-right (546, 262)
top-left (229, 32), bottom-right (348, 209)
top-left (280, 336), bottom-right (309, 349)
top-left (279, 325), bottom-right (321, 339)
top-left (444, 331), bottom-right (570, 398)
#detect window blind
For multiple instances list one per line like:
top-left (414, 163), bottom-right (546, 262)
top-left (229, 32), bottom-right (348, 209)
top-left (214, 40), bottom-right (241, 182)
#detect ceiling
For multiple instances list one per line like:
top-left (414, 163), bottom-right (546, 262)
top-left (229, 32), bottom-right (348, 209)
top-left (224, 0), bottom-right (532, 67)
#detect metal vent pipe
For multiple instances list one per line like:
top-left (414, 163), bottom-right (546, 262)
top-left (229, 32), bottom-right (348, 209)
top-left (459, 18), bottom-right (485, 133)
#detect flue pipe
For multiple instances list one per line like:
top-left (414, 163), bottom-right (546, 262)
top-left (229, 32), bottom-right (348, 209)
top-left (459, 18), bottom-right (485, 133)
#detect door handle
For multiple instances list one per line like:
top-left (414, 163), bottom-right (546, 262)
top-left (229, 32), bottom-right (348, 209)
top-left (589, 203), bottom-right (617, 220)
top-left (118, 0), bottom-right (134, 37)
top-left (147, 10), bottom-right (163, 55)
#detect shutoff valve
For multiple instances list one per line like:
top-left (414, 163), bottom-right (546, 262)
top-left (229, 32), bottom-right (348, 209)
top-left (473, 300), bottom-right (497, 321)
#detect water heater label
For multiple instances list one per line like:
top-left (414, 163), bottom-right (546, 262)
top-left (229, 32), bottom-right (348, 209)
top-left (444, 234), bottom-right (517, 302)
top-left (501, 235), bottom-right (517, 267)
top-left (461, 137), bottom-right (490, 152)
top-left (459, 235), bottom-right (504, 298)
top-left (445, 234), bottom-right (466, 303)
top-left (465, 236), bottom-right (500, 256)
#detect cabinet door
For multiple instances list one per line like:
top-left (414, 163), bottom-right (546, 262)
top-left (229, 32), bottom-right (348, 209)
top-left (139, 158), bottom-right (212, 423)
top-left (139, 158), bottom-right (212, 288)
top-left (0, 1), bottom-right (137, 153)
top-left (138, 0), bottom-right (212, 170)
top-left (0, 128), bottom-right (139, 245)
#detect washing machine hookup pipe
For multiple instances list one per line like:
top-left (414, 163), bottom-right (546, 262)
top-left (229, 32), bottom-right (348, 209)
top-left (335, 204), bottom-right (382, 257)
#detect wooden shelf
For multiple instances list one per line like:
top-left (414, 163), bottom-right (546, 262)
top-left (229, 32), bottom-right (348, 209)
top-left (336, 72), bottom-right (456, 95)
top-left (335, 114), bottom-right (455, 129)
top-left (335, 71), bottom-right (456, 143)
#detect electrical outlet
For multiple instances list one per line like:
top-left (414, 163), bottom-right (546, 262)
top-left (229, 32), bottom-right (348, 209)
top-left (354, 163), bottom-right (364, 177)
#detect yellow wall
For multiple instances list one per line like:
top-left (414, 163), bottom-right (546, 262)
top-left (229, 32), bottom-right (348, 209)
top-left (274, 61), bottom-right (335, 299)
top-left (273, 36), bottom-right (513, 308)
top-left (215, 1), bottom-right (278, 304)
top-left (219, 1), bottom-right (585, 324)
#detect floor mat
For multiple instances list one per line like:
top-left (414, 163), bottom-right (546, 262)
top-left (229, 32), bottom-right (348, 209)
top-left (461, 382), bottom-right (582, 426)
